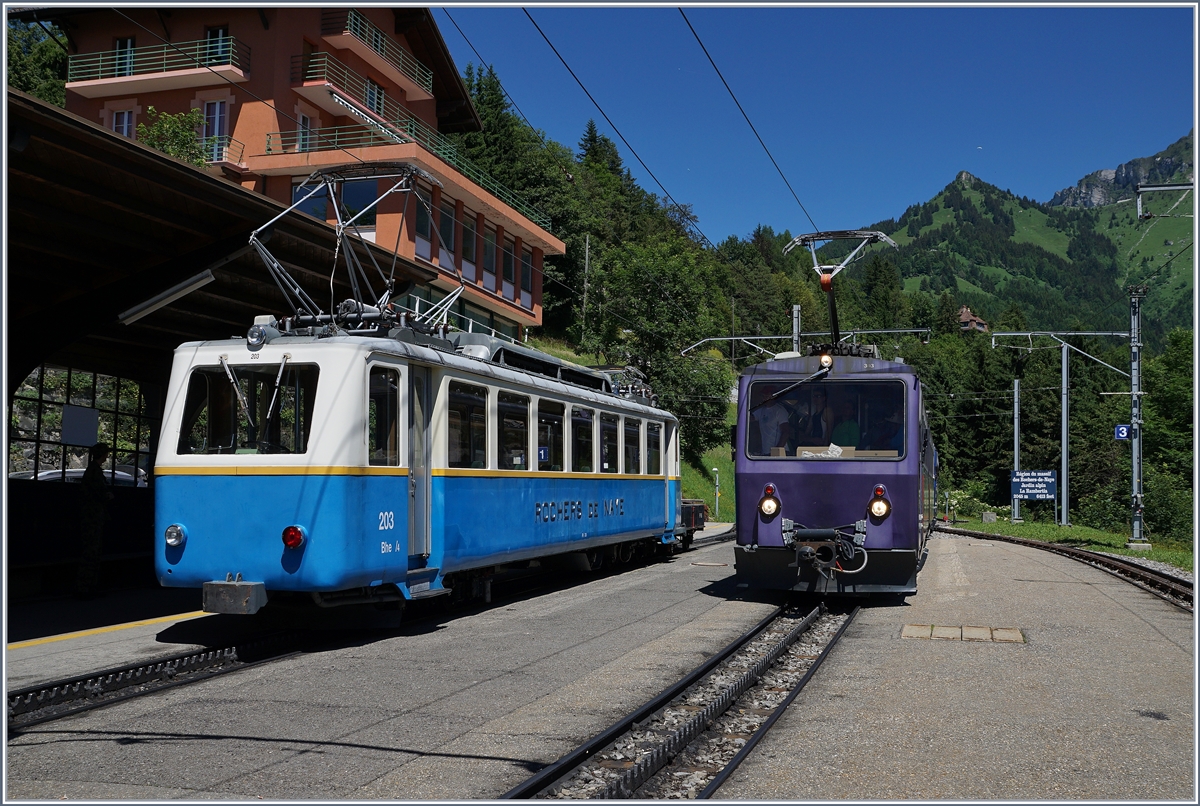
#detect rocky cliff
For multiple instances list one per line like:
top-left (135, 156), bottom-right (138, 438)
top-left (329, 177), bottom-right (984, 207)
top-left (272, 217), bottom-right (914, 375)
top-left (1049, 130), bottom-right (1193, 207)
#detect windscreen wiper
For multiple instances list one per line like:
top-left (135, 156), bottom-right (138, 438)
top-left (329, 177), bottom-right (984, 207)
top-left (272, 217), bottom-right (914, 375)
top-left (748, 366), bottom-right (830, 413)
top-left (219, 355), bottom-right (256, 432)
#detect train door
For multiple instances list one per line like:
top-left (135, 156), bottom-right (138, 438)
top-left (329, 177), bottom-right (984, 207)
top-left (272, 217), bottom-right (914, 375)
top-left (409, 365), bottom-right (432, 560)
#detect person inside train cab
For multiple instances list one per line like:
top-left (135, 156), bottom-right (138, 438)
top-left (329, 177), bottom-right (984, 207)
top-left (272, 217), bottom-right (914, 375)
top-left (861, 407), bottom-right (903, 452)
top-left (831, 397), bottom-right (860, 447)
top-left (750, 386), bottom-right (793, 456)
top-left (796, 387), bottom-right (830, 446)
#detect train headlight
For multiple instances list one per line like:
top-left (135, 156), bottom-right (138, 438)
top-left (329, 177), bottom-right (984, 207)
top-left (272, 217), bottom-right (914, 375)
top-left (868, 484), bottom-right (891, 520)
top-left (282, 525), bottom-right (307, 549)
top-left (246, 322), bottom-right (280, 351)
top-left (819, 353), bottom-right (833, 369)
top-left (759, 483), bottom-right (781, 518)
top-left (164, 524), bottom-right (187, 547)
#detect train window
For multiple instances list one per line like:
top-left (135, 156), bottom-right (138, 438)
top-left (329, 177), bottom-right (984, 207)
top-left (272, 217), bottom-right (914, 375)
top-left (498, 392), bottom-right (529, 470)
top-left (368, 367), bottom-right (400, 465)
top-left (647, 422), bottom-right (662, 475)
top-left (448, 381), bottom-right (487, 469)
top-left (746, 380), bottom-right (906, 460)
top-left (571, 407), bottom-right (594, 472)
top-left (599, 413), bottom-right (618, 473)
top-left (623, 418), bottom-right (641, 475)
top-left (177, 363), bottom-right (318, 455)
top-left (537, 401), bottom-right (564, 471)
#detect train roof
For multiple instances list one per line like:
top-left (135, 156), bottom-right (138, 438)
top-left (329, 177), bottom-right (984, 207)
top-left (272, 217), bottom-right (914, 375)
top-left (742, 343), bottom-right (918, 378)
top-left (172, 326), bottom-right (675, 421)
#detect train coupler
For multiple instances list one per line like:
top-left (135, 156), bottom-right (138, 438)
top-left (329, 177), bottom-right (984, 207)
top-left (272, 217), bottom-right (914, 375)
top-left (203, 574), bottom-right (268, 614)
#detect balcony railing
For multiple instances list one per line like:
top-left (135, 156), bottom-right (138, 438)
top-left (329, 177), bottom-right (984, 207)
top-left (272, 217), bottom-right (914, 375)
top-left (203, 135), bottom-right (244, 164)
top-left (267, 118), bottom-right (550, 230)
top-left (321, 9), bottom-right (433, 93)
top-left (284, 51), bottom-right (549, 229)
top-left (68, 36), bottom-right (250, 83)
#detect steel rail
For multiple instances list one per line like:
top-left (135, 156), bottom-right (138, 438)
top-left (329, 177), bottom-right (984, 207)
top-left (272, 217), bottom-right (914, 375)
top-left (698, 606), bottom-right (860, 798)
top-left (7, 631), bottom-right (302, 731)
top-left (500, 603), bottom-right (794, 799)
top-left (936, 526), bottom-right (1191, 610)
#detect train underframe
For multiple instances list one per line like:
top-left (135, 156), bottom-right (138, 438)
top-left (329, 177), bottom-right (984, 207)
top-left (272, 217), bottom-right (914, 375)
top-left (734, 544), bottom-right (925, 596)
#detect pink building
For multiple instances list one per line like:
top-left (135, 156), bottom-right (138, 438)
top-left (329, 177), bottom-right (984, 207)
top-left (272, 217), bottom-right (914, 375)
top-left (50, 6), bottom-right (562, 340)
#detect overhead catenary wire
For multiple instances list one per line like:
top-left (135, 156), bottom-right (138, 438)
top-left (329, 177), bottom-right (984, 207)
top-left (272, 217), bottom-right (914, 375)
top-left (678, 8), bottom-right (818, 233)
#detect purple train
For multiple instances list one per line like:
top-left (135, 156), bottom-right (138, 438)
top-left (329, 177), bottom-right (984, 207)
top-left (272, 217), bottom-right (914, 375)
top-left (732, 343), bottom-right (938, 596)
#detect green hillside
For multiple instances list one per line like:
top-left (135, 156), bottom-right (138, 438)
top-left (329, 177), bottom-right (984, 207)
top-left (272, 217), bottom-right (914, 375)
top-left (826, 134), bottom-right (1193, 346)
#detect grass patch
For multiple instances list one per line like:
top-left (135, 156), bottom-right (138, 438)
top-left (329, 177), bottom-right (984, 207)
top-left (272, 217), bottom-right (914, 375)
top-left (949, 515), bottom-right (1193, 574)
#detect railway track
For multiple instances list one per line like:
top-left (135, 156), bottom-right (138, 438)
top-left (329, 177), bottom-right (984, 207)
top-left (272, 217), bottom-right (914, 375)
top-left (7, 630), bottom-right (305, 731)
top-left (503, 603), bottom-right (856, 800)
top-left (936, 525), bottom-right (1192, 611)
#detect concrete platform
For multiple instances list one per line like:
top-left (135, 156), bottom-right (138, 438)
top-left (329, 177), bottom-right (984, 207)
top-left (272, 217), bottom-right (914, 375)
top-left (5, 541), bottom-right (780, 800)
top-left (716, 531), bottom-right (1195, 800)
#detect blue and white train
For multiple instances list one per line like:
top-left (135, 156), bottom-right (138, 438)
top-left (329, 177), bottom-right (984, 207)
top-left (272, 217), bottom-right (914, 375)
top-left (154, 325), bottom-right (683, 616)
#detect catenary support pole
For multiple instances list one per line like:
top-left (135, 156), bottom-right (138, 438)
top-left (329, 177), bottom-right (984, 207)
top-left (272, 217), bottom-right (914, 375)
top-left (1012, 378), bottom-right (1021, 522)
top-left (1128, 285), bottom-right (1149, 548)
top-left (1061, 341), bottom-right (1069, 526)
top-left (792, 304), bottom-right (802, 353)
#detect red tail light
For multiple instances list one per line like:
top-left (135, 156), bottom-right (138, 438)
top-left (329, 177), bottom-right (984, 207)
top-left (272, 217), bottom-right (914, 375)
top-left (874, 485), bottom-right (885, 497)
top-left (764, 483), bottom-right (776, 496)
top-left (282, 525), bottom-right (305, 549)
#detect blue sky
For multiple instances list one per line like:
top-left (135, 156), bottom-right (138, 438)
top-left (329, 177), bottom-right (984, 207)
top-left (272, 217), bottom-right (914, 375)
top-left (436, 4), bottom-right (1196, 245)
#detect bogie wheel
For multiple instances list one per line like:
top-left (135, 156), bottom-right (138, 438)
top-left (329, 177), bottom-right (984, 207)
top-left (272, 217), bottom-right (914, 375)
top-left (682, 531), bottom-right (694, 551)
top-left (585, 548), bottom-right (605, 571)
top-left (616, 541), bottom-right (634, 564)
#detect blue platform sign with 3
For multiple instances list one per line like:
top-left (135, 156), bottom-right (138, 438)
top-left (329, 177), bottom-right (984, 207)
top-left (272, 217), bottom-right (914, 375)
top-left (1114, 424), bottom-right (1131, 440)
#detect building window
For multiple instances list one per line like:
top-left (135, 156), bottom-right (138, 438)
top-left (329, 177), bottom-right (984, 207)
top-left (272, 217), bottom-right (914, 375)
top-left (297, 113), bottom-right (312, 152)
top-left (365, 78), bottom-right (385, 116)
top-left (205, 26), bottom-right (230, 65)
top-left (203, 100), bottom-right (227, 161)
top-left (8, 365), bottom-right (159, 487)
top-left (111, 109), bottom-right (133, 137)
top-left (414, 187), bottom-right (431, 260)
top-left (521, 248), bottom-right (533, 293)
top-left (502, 237), bottom-right (515, 285)
top-left (448, 381), bottom-right (487, 469)
top-left (114, 37), bottom-right (134, 77)
top-left (292, 179), bottom-right (328, 221)
top-left (341, 179), bottom-right (378, 228)
top-left (482, 226), bottom-right (497, 279)
top-left (498, 392), bottom-right (528, 470)
top-left (461, 211), bottom-right (477, 264)
top-left (438, 200), bottom-right (456, 265)
top-left (367, 366), bottom-right (400, 466)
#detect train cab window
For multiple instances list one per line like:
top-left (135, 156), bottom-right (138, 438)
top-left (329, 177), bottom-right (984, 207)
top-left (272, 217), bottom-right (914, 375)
top-left (747, 380), bottom-right (906, 460)
top-left (448, 381), bottom-right (487, 469)
top-left (537, 401), bottom-right (564, 471)
top-left (599, 413), bottom-right (618, 473)
top-left (368, 367), bottom-right (400, 465)
top-left (647, 422), bottom-right (662, 475)
top-left (571, 407), bottom-right (594, 472)
top-left (623, 418), bottom-right (641, 475)
top-left (498, 392), bottom-right (529, 470)
top-left (177, 363), bottom-right (318, 455)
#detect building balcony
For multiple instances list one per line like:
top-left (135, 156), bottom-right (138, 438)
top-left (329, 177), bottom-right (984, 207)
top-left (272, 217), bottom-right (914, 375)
top-left (66, 37), bottom-right (250, 99)
top-left (265, 118), bottom-right (550, 231)
top-left (204, 135), bottom-right (245, 166)
top-left (321, 9), bottom-right (434, 101)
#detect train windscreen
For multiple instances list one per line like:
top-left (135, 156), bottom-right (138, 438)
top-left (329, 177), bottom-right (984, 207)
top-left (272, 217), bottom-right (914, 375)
top-left (746, 379), bottom-right (905, 459)
top-left (176, 363), bottom-right (319, 455)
